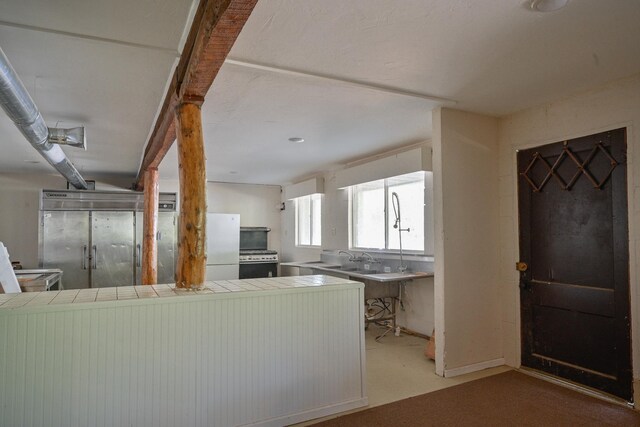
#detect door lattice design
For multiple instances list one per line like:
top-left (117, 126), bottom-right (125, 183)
top-left (520, 142), bottom-right (619, 192)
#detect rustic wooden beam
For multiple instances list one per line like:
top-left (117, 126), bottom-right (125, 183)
top-left (175, 99), bottom-right (207, 289)
top-left (135, 0), bottom-right (258, 189)
top-left (142, 167), bottom-right (159, 285)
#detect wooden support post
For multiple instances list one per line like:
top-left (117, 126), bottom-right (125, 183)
top-left (142, 167), bottom-right (159, 285)
top-left (134, 0), bottom-right (258, 189)
top-left (175, 98), bottom-right (207, 289)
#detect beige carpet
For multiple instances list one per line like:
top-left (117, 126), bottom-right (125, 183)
top-left (312, 371), bottom-right (640, 426)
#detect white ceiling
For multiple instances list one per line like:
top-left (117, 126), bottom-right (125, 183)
top-left (0, 0), bottom-right (195, 177)
top-left (1, 0), bottom-right (639, 186)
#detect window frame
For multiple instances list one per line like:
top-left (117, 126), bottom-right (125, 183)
top-left (294, 193), bottom-right (322, 248)
top-left (349, 172), bottom-right (425, 255)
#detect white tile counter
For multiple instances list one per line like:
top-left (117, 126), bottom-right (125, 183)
top-left (0, 275), bottom-right (356, 308)
top-left (0, 275), bottom-right (367, 427)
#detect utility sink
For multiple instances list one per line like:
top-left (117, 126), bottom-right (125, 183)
top-left (280, 260), bottom-right (433, 282)
top-left (333, 265), bottom-right (380, 274)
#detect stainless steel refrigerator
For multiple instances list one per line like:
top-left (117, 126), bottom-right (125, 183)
top-left (42, 210), bottom-right (135, 289)
top-left (135, 211), bottom-right (177, 285)
top-left (40, 190), bottom-right (177, 289)
top-left (205, 213), bottom-right (240, 280)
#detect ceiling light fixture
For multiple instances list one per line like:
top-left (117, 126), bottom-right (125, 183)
top-left (288, 137), bottom-right (305, 143)
top-left (529, 0), bottom-right (569, 12)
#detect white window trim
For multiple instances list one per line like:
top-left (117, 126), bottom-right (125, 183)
top-left (349, 174), bottom-right (425, 255)
top-left (294, 194), bottom-right (322, 248)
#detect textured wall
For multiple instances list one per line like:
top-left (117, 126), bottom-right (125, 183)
top-left (432, 107), bottom-right (502, 376)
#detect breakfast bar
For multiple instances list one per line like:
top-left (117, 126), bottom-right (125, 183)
top-left (0, 276), bottom-right (367, 427)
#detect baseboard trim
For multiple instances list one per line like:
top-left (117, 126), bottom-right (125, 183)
top-left (248, 397), bottom-right (369, 427)
top-left (444, 358), bottom-right (505, 378)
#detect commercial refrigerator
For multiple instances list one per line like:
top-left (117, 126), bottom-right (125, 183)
top-left (40, 190), bottom-right (177, 289)
top-left (42, 210), bottom-right (135, 289)
top-left (206, 213), bottom-right (240, 280)
top-left (135, 211), bottom-right (177, 285)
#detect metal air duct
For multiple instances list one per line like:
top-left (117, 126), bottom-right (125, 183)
top-left (0, 47), bottom-right (88, 189)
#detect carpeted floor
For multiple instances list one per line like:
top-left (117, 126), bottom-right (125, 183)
top-left (312, 371), bottom-right (640, 426)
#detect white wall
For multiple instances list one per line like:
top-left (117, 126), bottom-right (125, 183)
top-left (497, 73), bottom-right (640, 376)
top-left (432, 107), bottom-right (502, 376)
top-left (396, 277), bottom-right (435, 336)
top-left (280, 145), bottom-right (435, 335)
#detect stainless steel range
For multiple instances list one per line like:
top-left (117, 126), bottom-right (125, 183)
top-left (239, 227), bottom-right (278, 279)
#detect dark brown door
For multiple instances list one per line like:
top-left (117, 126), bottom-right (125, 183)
top-left (517, 128), bottom-right (632, 401)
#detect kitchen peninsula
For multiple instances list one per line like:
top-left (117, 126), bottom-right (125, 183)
top-left (0, 276), bottom-right (367, 427)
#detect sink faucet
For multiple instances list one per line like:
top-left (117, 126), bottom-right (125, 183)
top-left (362, 252), bottom-right (381, 263)
top-left (338, 250), bottom-right (361, 262)
top-left (392, 192), bottom-right (410, 273)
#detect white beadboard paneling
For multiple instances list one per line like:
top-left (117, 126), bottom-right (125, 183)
top-left (0, 276), bottom-right (366, 427)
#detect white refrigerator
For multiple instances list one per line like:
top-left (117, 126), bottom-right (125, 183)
top-left (206, 213), bottom-right (240, 280)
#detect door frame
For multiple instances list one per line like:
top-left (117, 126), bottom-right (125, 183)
top-left (510, 124), bottom-right (636, 399)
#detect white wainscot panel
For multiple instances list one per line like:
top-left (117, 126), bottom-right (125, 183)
top-left (0, 278), bottom-right (367, 427)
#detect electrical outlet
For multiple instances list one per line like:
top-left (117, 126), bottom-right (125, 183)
top-left (384, 266), bottom-right (391, 273)
top-left (364, 263), bottom-right (370, 270)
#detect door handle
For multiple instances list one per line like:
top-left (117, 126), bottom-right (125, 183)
top-left (136, 244), bottom-right (141, 267)
top-left (92, 245), bottom-right (97, 269)
top-left (82, 245), bottom-right (87, 270)
top-left (517, 261), bottom-right (531, 291)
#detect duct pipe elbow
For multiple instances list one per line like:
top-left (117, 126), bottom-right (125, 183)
top-left (0, 47), bottom-right (88, 190)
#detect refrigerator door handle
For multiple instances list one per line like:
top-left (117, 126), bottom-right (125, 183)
top-left (82, 245), bottom-right (87, 270)
top-left (136, 244), bottom-right (141, 267)
top-left (92, 245), bottom-right (97, 269)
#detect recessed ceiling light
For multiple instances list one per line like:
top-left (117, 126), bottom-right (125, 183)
top-left (288, 137), bottom-right (305, 143)
top-left (529, 0), bottom-right (569, 12)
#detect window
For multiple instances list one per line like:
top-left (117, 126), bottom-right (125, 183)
top-left (350, 171), bottom-right (425, 252)
top-left (295, 193), bottom-right (322, 246)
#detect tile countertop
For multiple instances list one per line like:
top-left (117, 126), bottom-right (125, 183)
top-left (281, 261), bottom-right (434, 282)
top-left (0, 275), bottom-right (359, 310)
